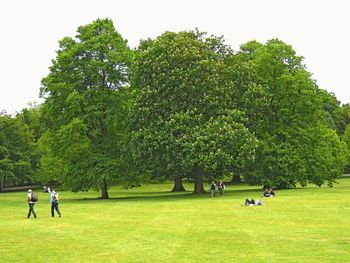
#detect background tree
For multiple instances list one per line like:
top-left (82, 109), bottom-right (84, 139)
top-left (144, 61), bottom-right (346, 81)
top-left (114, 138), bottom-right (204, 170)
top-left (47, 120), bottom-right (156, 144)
top-left (16, 103), bottom-right (44, 180)
top-left (129, 31), bottom-right (257, 193)
top-left (40, 18), bottom-right (131, 198)
top-left (0, 113), bottom-right (34, 190)
top-left (335, 104), bottom-right (350, 135)
top-left (232, 39), bottom-right (348, 187)
top-left (342, 124), bottom-right (350, 173)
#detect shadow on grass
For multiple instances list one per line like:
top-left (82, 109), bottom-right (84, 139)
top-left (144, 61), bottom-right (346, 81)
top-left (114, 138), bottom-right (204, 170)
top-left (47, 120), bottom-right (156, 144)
top-left (63, 178), bottom-right (350, 203)
top-left (64, 187), bottom-right (264, 203)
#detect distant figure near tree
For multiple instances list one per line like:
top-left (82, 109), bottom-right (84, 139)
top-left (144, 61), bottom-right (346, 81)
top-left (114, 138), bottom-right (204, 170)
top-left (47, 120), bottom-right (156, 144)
top-left (218, 180), bottom-right (225, 196)
top-left (263, 188), bottom-right (271, 197)
top-left (263, 188), bottom-right (275, 197)
top-left (27, 189), bottom-right (37, 218)
top-left (210, 181), bottom-right (216, 197)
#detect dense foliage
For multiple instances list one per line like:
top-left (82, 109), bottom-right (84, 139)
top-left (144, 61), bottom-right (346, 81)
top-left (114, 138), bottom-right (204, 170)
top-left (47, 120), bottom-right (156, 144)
top-left (231, 39), bottom-right (349, 187)
top-left (2, 20), bottom-right (349, 193)
top-left (0, 106), bottom-right (41, 190)
top-left (39, 19), bottom-right (131, 198)
top-left (129, 31), bottom-right (257, 193)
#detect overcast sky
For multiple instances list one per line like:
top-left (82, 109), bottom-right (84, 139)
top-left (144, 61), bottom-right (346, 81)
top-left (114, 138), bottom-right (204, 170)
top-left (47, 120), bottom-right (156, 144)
top-left (0, 0), bottom-right (349, 114)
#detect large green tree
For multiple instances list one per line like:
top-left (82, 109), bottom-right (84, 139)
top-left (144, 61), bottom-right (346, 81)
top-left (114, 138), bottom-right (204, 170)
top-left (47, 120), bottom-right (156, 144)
top-left (232, 39), bottom-right (348, 187)
top-left (0, 113), bottom-right (34, 190)
top-left (40, 18), bottom-right (131, 198)
top-left (129, 31), bottom-right (257, 193)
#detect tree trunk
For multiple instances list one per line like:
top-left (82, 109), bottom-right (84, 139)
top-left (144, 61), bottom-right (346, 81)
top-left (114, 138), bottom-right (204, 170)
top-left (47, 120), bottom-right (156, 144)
top-left (171, 174), bottom-right (186, 192)
top-left (101, 178), bottom-right (109, 199)
top-left (193, 164), bottom-right (205, 194)
top-left (231, 174), bottom-right (242, 184)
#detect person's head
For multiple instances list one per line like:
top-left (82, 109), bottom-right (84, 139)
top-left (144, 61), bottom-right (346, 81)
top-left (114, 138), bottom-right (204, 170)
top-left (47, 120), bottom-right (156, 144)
top-left (28, 189), bottom-right (32, 193)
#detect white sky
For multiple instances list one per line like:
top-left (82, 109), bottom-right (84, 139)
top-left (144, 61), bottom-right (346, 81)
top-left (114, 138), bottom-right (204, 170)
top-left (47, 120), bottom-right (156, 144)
top-left (0, 0), bottom-right (349, 114)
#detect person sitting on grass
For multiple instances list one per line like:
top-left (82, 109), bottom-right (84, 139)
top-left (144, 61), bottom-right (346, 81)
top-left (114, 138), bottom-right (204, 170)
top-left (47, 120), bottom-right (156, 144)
top-left (263, 188), bottom-right (271, 197)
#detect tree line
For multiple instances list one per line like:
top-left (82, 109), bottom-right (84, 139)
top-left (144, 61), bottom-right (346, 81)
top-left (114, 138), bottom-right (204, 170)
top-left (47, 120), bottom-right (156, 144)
top-left (1, 18), bottom-right (350, 197)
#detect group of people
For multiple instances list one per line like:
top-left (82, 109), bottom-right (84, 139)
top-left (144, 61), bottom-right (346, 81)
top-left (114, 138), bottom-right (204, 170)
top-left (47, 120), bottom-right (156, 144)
top-left (27, 184), bottom-right (276, 215)
top-left (244, 198), bottom-right (264, 206)
top-left (27, 187), bottom-right (62, 218)
top-left (263, 188), bottom-right (276, 197)
top-left (210, 180), bottom-right (225, 197)
top-left (243, 188), bottom-right (276, 206)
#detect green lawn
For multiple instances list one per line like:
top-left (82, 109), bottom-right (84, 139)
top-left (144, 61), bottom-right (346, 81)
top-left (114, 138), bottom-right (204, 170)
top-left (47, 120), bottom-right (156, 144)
top-left (1, 178), bottom-right (349, 263)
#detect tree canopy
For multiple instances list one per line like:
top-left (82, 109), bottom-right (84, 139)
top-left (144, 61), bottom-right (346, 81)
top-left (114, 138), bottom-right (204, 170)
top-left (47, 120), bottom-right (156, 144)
top-left (232, 39), bottom-right (349, 187)
top-left (0, 112), bottom-right (35, 190)
top-left (129, 31), bottom-right (257, 193)
top-left (39, 18), bottom-right (131, 198)
top-left (3, 20), bottom-right (348, 193)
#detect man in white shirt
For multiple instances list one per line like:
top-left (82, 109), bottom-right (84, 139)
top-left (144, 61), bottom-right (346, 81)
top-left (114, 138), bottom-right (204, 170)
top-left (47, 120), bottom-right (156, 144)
top-left (27, 189), bottom-right (37, 218)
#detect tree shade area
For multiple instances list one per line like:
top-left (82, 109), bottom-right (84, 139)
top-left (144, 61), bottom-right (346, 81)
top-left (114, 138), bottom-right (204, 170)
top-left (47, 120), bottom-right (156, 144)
top-left (1, 18), bottom-right (350, 195)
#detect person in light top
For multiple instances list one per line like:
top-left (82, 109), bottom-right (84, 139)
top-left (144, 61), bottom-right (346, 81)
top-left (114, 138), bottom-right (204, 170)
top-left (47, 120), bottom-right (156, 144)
top-left (48, 188), bottom-right (61, 217)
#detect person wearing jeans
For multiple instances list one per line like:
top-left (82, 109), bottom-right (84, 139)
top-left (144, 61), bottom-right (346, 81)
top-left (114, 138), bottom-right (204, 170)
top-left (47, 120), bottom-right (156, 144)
top-left (49, 188), bottom-right (61, 217)
top-left (27, 189), bottom-right (37, 218)
top-left (210, 181), bottom-right (216, 197)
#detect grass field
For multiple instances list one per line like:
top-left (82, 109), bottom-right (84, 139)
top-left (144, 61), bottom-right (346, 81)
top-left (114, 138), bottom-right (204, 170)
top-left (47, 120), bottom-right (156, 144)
top-left (1, 178), bottom-right (349, 263)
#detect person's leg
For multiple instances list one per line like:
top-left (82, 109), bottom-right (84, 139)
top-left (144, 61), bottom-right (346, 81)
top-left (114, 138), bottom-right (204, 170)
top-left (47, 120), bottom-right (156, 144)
top-left (27, 204), bottom-right (32, 218)
top-left (51, 203), bottom-right (55, 217)
top-left (54, 203), bottom-right (61, 217)
top-left (245, 198), bottom-right (250, 205)
top-left (28, 203), bottom-right (36, 218)
top-left (32, 204), bottom-right (37, 218)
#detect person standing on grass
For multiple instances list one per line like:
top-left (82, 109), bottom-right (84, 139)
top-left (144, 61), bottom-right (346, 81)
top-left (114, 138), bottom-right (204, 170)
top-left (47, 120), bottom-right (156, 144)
top-left (48, 188), bottom-right (61, 217)
top-left (27, 189), bottom-right (37, 218)
top-left (210, 181), bottom-right (216, 197)
top-left (218, 180), bottom-right (225, 196)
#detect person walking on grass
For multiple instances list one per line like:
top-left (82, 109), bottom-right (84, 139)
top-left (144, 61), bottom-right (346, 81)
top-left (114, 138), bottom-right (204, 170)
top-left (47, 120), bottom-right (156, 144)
top-left (48, 188), bottom-right (61, 217)
top-left (27, 189), bottom-right (37, 218)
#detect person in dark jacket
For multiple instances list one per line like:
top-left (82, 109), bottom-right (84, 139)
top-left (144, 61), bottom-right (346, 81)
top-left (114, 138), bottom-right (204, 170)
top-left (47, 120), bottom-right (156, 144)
top-left (210, 181), bottom-right (216, 197)
top-left (27, 189), bottom-right (37, 218)
top-left (218, 180), bottom-right (225, 196)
